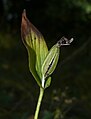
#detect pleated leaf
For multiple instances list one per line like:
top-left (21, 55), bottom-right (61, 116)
top-left (21, 10), bottom-right (48, 87)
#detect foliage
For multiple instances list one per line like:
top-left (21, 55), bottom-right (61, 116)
top-left (0, 0), bottom-right (91, 119)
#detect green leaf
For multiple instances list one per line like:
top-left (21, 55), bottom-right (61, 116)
top-left (45, 77), bottom-right (51, 89)
top-left (21, 10), bottom-right (48, 87)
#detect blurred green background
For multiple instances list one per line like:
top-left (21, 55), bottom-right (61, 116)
top-left (0, 0), bottom-right (91, 119)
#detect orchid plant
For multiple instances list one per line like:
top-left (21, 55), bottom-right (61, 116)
top-left (21, 9), bottom-right (73, 119)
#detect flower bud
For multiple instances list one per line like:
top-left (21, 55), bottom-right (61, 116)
top-left (42, 44), bottom-right (60, 78)
top-left (41, 36), bottom-right (73, 87)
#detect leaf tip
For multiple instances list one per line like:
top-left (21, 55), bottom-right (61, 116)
top-left (21, 9), bottom-right (30, 40)
top-left (23, 9), bottom-right (26, 16)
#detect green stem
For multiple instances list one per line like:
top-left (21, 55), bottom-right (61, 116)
top-left (34, 87), bottom-right (44, 119)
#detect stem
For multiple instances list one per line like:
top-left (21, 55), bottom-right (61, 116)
top-left (34, 87), bottom-right (44, 119)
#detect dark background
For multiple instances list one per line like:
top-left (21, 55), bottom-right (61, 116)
top-left (0, 0), bottom-right (91, 119)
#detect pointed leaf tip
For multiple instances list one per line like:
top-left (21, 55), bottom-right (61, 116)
top-left (21, 9), bottom-right (31, 41)
top-left (21, 9), bottom-right (45, 42)
top-left (23, 9), bottom-right (26, 16)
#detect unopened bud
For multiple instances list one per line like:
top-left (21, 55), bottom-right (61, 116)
top-left (41, 36), bottom-right (73, 87)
